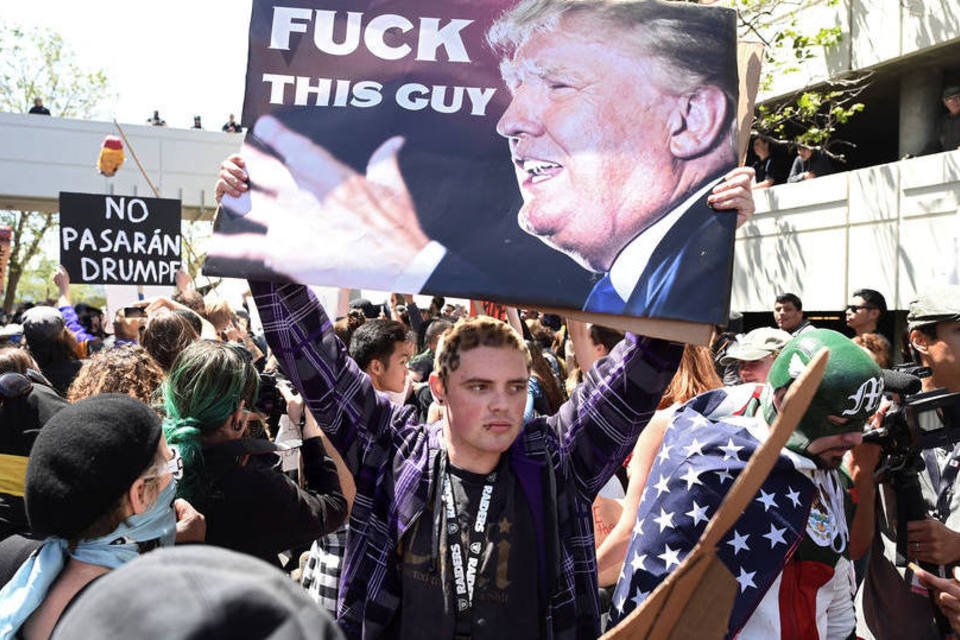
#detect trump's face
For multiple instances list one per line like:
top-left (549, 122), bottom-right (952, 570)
top-left (496, 16), bottom-right (681, 272)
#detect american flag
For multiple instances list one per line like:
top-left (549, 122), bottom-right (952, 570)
top-left (607, 387), bottom-right (816, 637)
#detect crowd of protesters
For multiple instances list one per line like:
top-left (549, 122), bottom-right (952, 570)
top-left (1, 234), bottom-right (959, 639)
top-left (3, 83), bottom-right (959, 640)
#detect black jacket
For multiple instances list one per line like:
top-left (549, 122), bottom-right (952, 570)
top-left (196, 437), bottom-right (347, 566)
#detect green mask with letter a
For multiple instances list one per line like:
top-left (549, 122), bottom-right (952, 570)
top-left (760, 329), bottom-right (883, 456)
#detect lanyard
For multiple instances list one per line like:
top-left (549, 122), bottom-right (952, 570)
top-left (443, 471), bottom-right (495, 614)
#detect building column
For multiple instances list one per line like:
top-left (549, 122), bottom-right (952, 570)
top-left (899, 68), bottom-right (942, 157)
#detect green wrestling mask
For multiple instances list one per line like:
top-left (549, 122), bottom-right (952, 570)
top-left (761, 329), bottom-right (883, 456)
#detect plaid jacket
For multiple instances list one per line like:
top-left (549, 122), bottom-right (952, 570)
top-left (252, 281), bottom-right (682, 639)
top-left (301, 526), bottom-right (348, 618)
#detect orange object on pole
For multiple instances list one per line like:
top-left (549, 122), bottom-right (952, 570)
top-left (97, 135), bottom-right (126, 177)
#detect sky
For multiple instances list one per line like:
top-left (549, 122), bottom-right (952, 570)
top-left (3, 1), bottom-right (253, 130)
top-left (0, 1), bottom-right (465, 307)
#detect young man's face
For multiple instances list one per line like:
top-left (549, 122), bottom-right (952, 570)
top-left (944, 94), bottom-right (960, 117)
top-left (915, 321), bottom-right (960, 392)
top-left (845, 295), bottom-right (879, 332)
top-left (774, 301), bottom-right (802, 332)
top-left (737, 355), bottom-right (775, 383)
top-left (753, 138), bottom-right (770, 159)
top-left (371, 340), bottom-right (415, 394)
top-left (805, 418), bottom-right (863, 469)
top-left (496, 14), bottom-right (683, 273)
top-left (430, 346), bottom-right (529, 471)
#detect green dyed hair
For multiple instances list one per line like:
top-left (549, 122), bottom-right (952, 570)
top-left (162, 341), bottom-right (260, 501)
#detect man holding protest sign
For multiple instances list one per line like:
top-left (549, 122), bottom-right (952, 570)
top-left (244, 275), bottom-right (680, 638)
top-left (209, 0), bottom-right (754, 326)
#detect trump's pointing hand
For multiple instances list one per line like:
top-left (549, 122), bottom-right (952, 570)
top-left (209, 116), bottom-right (430, 290)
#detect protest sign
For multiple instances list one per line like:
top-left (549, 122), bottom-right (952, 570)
top-left (205, 0), bottom-right (741, 339)
top-left (470, 300), bottom-right (508, 322)
top-left (59, 192), bottom-right (182, 286)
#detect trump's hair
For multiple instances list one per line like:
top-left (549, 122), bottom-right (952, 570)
top-left (489, 0), bottom-right (738, 143)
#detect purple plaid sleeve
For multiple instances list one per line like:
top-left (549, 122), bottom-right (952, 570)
top-left (250, 280), bottom-right (404, 475)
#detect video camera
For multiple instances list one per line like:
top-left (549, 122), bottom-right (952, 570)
top-left (863, 366), bottom-right (960, 469)
top-left (254, 372), bottom-right (288, 432)
top-left (861, 365), bottom-right (960, 575)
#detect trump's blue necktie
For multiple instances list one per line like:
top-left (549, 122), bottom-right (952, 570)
top-left (583, 274), bottom-right (625, 314)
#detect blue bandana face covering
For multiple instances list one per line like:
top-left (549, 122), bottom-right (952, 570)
top-left (0, 478), bottom-right (178, 636)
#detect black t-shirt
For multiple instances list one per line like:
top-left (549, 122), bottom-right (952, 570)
top-left (787, 151), bottom-right (834, 182)
top-left (393, 460), bottom-right (541, 639)
top-left (751, 155), bottom-right (788, 186)
top-left (939, 114), bottom-right (960, 152)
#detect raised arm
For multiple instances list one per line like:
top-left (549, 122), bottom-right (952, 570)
top-left (54, 266), bottom-right (96, 343)
top-left (544, 334), bottom-right (682, 501)
top-left (250, 279), bottom-right (407, 476)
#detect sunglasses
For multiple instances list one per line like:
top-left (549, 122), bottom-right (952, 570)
top-left (845, 305), bottom-right (876, 313)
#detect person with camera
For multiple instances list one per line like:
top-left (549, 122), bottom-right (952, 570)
top-left (161, 340), bottom-right (347, 567)
top-left (857, 285), bottom-right (960, 640)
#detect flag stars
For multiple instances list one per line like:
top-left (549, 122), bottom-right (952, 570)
top-left (687, 413), bottom-right (710, 430)
top-left (786, 486), bottom-right (802, 508)
top-left (614, 592), bottom-right (626, 613)
top-left (657, 443), bottom-right (674, 463)
top-left (631, 590), bottom-right (649, 608)
top-left (727, 530), bottom-right (750, 555)
top-left (715, 468), bottom-right (734, 485)
top-left (679, 466), bottom-right (704, 490)
top-left (633, 517), bottom-right (645, 536)
top-left (736, 566), bottom-right (757, 592)
top-left (763, 524), bottom-right (787, 548)
top-left (685, 438), bottom-right (705, 457)
top-left (630, 552), bottom-right (647, 572)
top-left (720, 438), bottom-right (744, 461)
top-left (756, 489), bottom-right (778, 512)
top-left (654, 474), bottom-right (671, 497)
top-left (653, 508), bottom-right (676, 533)
top-left (685, 500), bottom-right (710, 527)
top-left (658, 544), bottom-right (681, 570)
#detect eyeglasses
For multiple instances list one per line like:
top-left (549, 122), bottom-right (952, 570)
top-left (146, 444), bottom-right (183, 481)
top-left (845, 305), bottom-right (876, 313)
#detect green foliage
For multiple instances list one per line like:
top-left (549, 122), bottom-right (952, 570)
top-left (0, 24), bottom-right (112, 311)
top-left (182, 220), bottom-right (212, 281)
top-left (718, 0), bottom-right (867, 151)
top-left (0, 23), bottom-right (112, 117)
top-left (11, 254), bottom-right (58, 304)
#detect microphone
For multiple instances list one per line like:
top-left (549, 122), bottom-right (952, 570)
top-left (882, 369), bottom-right (922, 396)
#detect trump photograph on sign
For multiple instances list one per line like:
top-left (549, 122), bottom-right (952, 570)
top-left (206, 0), bottom-right (753, 326)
